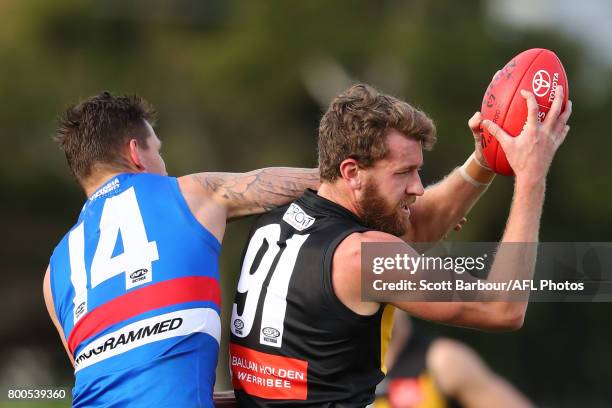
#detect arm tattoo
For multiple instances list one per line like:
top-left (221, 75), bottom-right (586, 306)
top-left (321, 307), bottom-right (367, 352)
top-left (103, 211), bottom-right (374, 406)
top-left (195, 168), bottom-right (320, 219)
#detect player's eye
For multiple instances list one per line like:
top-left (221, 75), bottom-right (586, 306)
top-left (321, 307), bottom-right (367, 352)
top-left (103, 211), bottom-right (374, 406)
top-left (397, 167), bottom-right (419, 175)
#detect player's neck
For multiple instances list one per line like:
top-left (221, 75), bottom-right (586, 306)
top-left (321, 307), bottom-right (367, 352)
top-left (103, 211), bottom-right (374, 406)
top-left (318, 182), bottom-right (361, 218)
top-left (82, 169), bottom-right (136, 197)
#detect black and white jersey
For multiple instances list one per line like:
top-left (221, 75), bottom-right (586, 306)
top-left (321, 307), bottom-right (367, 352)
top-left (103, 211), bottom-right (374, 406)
top-left (230, 189), bottom-right (395, 407)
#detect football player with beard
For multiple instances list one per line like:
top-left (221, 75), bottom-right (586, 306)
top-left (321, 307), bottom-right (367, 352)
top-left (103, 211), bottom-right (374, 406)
top-left (228, 83), bottom-right (571, 407)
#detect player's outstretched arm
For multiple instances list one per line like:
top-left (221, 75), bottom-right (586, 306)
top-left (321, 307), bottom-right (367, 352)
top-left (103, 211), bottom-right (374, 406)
top-left (400, 87), bottom-right (571, 330)
top-left (336, 230), bottom-right (527, 331)
top-left (404, 112), bottom-right (495, 243)
top-left (187, 167), bottom-right (319, 219)
top-left (178, 168), bottom-right (319, 242)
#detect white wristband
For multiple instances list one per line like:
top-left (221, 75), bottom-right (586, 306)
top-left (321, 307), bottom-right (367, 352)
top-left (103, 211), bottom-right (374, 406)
top-left (459, 154), bottom-right (494, 188)
top-left (459, 165), bottom-right (490, 187)
top-left (471, 153), bottom-right (492, 171)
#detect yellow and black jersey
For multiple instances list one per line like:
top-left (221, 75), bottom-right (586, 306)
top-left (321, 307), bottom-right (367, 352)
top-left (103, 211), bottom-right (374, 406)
top-left (229, 189), bottom-right (394, 407)
top-left (374, 333), bottom-right (462, 408)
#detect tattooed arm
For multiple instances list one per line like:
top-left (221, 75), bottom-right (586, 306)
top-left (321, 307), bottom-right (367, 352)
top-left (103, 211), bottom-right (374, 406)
top-left (177, 168), bottom-right (320, 242)
top-left (193, 167), bottom-right (320, 219)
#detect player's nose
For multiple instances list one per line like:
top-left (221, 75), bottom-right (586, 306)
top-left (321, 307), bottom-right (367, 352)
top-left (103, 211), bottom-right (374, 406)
top-left (407, 172), bottom-right (424, 197)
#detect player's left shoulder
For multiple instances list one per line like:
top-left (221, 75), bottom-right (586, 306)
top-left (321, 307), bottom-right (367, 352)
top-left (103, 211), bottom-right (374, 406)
top-left (359, 230), bottom-right (405, 244)
top-left (177, 174), bottom-right (228, 242)
top-left (333, 230), bottom-right (405, 273)
top-left (176, 174), bottom-right (219, 207)
top-left (177, 173), bottom-right (206, 194)
top-left (331, 231), bottom-right (402, 316)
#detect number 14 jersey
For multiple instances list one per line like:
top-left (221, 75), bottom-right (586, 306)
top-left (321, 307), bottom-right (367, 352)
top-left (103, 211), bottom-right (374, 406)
top-left (230, 189), bottom-right (395, 407)
top-left (50, 173), bottom-right (221, 407)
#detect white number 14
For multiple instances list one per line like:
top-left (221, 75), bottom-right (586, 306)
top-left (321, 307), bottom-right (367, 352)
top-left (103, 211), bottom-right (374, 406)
top-left (68, 187), bottom-right (159, 324)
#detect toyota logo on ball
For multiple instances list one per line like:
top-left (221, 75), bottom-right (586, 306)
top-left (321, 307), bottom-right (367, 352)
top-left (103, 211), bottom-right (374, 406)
top-left (532, 70), bottom-right (552, 97)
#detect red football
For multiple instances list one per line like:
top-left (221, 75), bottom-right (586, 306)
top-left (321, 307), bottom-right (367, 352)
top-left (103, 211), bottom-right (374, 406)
top-left (480, 48), bottom-right (569, 176)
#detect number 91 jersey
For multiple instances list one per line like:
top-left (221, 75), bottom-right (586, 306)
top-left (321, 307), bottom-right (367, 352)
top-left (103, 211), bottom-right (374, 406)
top-left (49, 173), bottom-right (221, 407)
top-left (230, 189), bottom-right (395, 407)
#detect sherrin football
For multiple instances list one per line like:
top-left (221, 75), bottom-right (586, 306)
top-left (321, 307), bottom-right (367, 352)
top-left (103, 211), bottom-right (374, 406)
top-left (480, 48), bottom-right (569, 176)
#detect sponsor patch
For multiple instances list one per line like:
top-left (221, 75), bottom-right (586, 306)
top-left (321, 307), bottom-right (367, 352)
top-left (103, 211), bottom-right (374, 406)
top-left (74, 307), bottom-right (220, 372)
top-left (230, 343), bottom-right (308, 400)
top-left (89, 178), bottom-right (120, 202)
top-left (532, 69), bottom-right (552, 97)
top-left (282, 203), bottom-right (315, 231)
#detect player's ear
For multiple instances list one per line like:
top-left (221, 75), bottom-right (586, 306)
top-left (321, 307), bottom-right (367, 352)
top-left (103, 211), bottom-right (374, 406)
top-left (338, 158), bottom-right (362, 190)
top-left (127, 138), bottom-right (145, 171)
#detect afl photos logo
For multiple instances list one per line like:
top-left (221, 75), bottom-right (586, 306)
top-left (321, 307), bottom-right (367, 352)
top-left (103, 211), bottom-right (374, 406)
top-left (532, 70), bottom-right (551, 97)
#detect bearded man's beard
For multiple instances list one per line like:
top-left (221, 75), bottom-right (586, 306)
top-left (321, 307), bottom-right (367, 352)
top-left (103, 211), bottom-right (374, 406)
top-left (357, 181), bottom-right (409, 237)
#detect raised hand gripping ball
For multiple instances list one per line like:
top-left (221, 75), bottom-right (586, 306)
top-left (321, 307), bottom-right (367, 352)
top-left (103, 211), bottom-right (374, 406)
top-left (480, 48), bottom-right (569, 175)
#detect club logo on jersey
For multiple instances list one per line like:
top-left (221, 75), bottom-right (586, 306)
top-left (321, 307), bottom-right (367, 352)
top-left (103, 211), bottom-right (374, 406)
top-left (282, 203), bottom-right (315, 231)
top-left (234, 319), bottom-right (245, 335)
top-left (74, 301), bottom-right (87, 321)
top-left (129, 268), bottom-right (150, 286)
top-left (262, 327), bottom-right (280, 339)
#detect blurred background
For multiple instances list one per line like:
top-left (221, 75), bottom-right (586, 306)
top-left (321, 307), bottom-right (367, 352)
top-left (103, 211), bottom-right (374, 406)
top-left (1, 0), bottom-right (611, 407)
